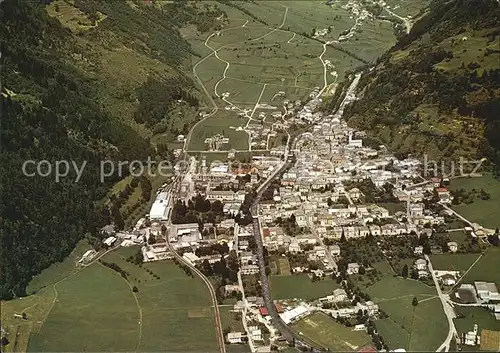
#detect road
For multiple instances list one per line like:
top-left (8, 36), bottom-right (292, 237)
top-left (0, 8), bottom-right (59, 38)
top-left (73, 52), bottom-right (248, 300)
top-left (426, 254), bottom-right (457, 352)
top-left (165, 208), bottom-right (226, 353)
top-left (234, 223), bottom-right (257, 352)
top-left (316, 42), bottom-right (328, 98)
top-left (305, 216), bottom-right (338, 272)
top-left (383, 6), bottom-right (412, 34)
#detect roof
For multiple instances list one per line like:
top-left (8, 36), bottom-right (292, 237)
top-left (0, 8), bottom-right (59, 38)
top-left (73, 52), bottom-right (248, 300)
top-left (258, 307), bottom-right (269, 316)
top-left (436, 188), bottom-right (449, 193)
top-left (359, 346), bottom-right (377, 353)
top-left (474, 281), bottom-right (498, 293)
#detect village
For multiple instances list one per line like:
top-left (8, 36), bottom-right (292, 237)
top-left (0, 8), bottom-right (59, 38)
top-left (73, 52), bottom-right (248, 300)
top-left (78, 79), bottom-right (500, 353)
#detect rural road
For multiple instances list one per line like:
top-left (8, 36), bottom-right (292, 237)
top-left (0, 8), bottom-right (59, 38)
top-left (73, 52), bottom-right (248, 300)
top-left (426, 254), bottom-right (457, 352)
top-left (383, 6), bottom-right (412, 34)
top-left (165, 206), bottom-right (226, 353)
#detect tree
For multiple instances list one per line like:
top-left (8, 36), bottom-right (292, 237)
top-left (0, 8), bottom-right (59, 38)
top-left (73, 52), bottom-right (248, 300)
top-left (401, 264), bottom-right (409, 278)
top-left (132, 285), bottom-right (139, 293)
top-left (412, 296), bottom-right (418, 306)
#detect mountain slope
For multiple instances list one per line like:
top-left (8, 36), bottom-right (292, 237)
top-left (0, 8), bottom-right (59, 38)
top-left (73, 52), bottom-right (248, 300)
top-left (0, 0), bottom-right (224, 299)
top-left (344, 0), bottom-right (500, 171)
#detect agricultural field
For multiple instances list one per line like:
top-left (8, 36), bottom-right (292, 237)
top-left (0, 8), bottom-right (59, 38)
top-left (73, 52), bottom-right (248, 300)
top-left (363, 276), bottom-right (448, 351)
top-left (449, 174), bottom-right (500, 229)
top-left (3, 247), bottom-right (218, 352)
top-left (292, 312), bottom-right (372, 351)
top-left (26, 240), bottom-right (94, 295)
top-left (269, 275), bottom-right (340, 301)
top-left (454, 306), bottom-right (500, 347)
top-left (184, 0), bottom-right (399, 153)
top-left (430, 253), bottom-right (481, 272)
top-left (458, 247), bottom-right (500, 285)
top-left (376, 297), bottom-right (449, 351)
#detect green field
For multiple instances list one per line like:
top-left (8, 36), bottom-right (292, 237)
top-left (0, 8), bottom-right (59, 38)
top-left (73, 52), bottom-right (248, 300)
top-left (292, 312), bottom-right (372, 351)
top-left (365, 276), bottom-right (436, 301)
top-left (430, 253), bottom-right (481, 272)
top-left (449, 174), bottom-right (500, 229)
top-left (459, 247), bottom-right (500, 285)
top-left (5, 247), bottom-right (219, 352)
top-left (186, 0), bottom-right (400, 152)
top-left (376, 298), bottom-right (449, 351)
top-left (28, 263), bottom-right (140, 352)
top-left (454, 306), bottom-right (500, 338)
top-left (362, 276), bottom-right (448, 351)
top-left (26, 239), bottom-right (94, 295)
top-left (269, 275), bottom-right (340, 300)
top-left (188, 113), bottom-right (249, 151)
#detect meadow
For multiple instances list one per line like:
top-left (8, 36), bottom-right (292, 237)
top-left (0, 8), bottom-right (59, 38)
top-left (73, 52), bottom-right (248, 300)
top-left (454, 306), bottom-right (500, 338)
top-left (459, 247), bottom-right (500, 285)
top-left (185, 0), bottom-right (396, 153)
top-left (430, 253), bottom-right (481, 272)
top-left (363, 276), bottom-right (448, 351)
top-left (3, 246), bottom-right (219, 352)
top-left (449, 174), bottom-right (500, 229)
top-left (292, 312), bottom-right (372, 351)
top-left (269, 275), bottom-right (340, 301)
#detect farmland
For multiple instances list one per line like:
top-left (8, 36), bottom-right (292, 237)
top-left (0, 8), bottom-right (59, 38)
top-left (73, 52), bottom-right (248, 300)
top-left (292, 312), bottom-right (372, 351)
top-left (449, 174), bottom-right (500, 229)
top-left (458, 247), bottom-right (500, 285)
top-left (454, 307), bottom-right (500, 339)
top-left (3, 247), bottom-right (218, 352)
top-left (269, 275), bottom-right (340, 301)
top-left (185, 0), bottom-right (399, 153)
top-left (362, 276), bottom-right (448, 351)
top-left (430, 253), bottom-right (482, 272)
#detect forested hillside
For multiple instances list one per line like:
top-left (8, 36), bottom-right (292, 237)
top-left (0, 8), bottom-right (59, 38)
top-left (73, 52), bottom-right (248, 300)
top-left (0, 0), bottom-right (224, 299)
top-left (344, 0), bottom-right (500, 172)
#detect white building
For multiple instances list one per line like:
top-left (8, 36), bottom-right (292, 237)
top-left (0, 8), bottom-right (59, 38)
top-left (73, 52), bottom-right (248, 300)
top-left (227, 332), bottom-right (244, 344)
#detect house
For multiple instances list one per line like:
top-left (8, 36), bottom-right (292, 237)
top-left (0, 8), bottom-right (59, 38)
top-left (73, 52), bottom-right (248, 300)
top-left (249, 327), bottom-right (262, 341)
top-left (436, 188), bottom-right (452, 203)
top-left (227, 332), bottom-right (244, 344)
top-left (440, 274), bottom-right (457, 286)
top-left (224, 285), bottom-right (241, 296)
top-left (259, 307), bottom-right (269, 317)
top-left (447, 241), bottom-right (458, 253)
top-left (347, 262), bottom-right (360, 275)
top-left (414, 259), bottom-right (427, 271)
top-left (332, 288), bottom-right (348, 302)
top-left (241, 264), bottom-right (259, 275)
top-left (331, 244), bottom-right (341, 256)
top-left (414, 246), bottom-right (423, 255)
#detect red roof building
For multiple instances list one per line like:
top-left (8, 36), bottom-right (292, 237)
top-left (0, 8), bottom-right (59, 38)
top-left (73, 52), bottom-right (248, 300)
top-left (359, 346), bottom-right (377, 353)
top-left (258, 307), bottom-right (269, 316)
top-left (274, 303), bottom-right (284, 313)
top-left (263, 228), bottom-right (271, 237)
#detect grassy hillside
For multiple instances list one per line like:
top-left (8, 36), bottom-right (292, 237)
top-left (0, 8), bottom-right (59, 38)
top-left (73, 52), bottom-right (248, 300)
top-left (344, 0), bottom-right (500, 172)
top-left (0, 0), bottom-right (224, 299)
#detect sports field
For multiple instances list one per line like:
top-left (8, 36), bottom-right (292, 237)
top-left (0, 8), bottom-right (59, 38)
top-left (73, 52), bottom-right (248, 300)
top-left (3, 247), bottom-right (219, 352)
top-left (449, 174), bottom-right (500, 229)
top-left (269, 275), bottom-right (340, 301)
top-left (292, 312), bottom-right (372, 351)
